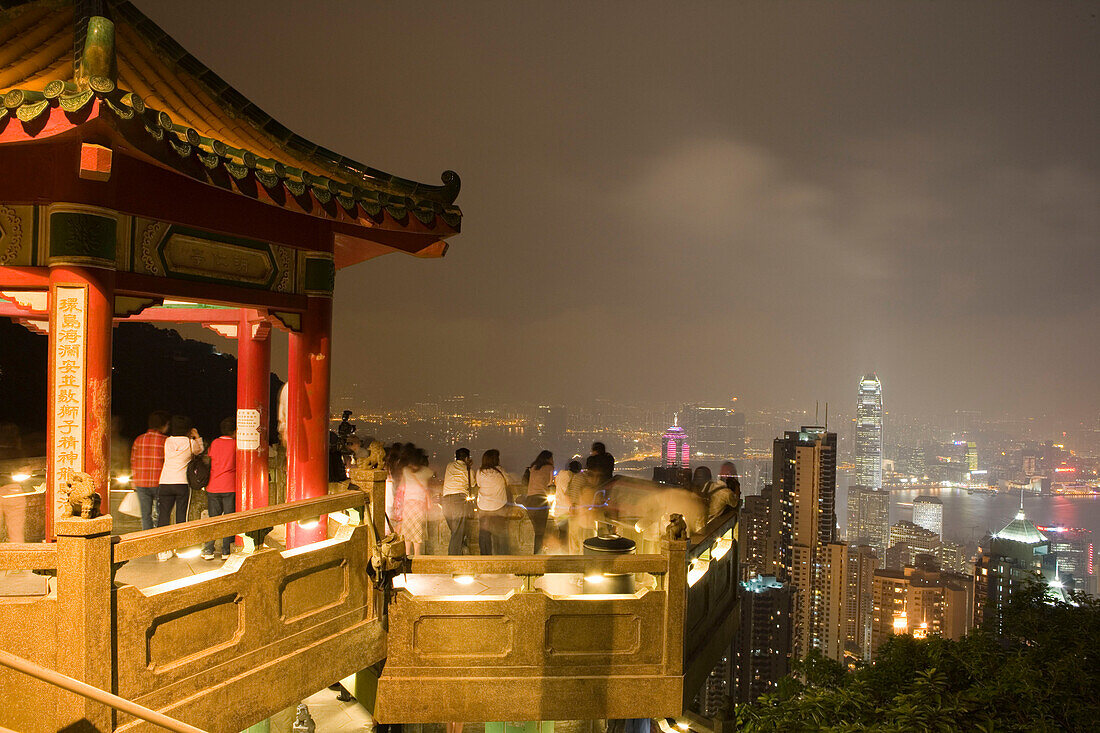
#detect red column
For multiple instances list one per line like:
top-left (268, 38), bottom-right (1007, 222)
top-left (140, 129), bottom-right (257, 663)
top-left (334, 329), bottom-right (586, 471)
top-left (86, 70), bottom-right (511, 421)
top-left (47, 265), bottom-right (114, 538)
top-left (235, 313), bottom-right (271, 512)
top-left (285, 296), bottom-right (332, 547)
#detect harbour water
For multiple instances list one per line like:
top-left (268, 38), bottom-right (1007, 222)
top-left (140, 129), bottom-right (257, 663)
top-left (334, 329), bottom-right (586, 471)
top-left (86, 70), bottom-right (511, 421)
top-left (886, 488), bottom-right (1100, 547)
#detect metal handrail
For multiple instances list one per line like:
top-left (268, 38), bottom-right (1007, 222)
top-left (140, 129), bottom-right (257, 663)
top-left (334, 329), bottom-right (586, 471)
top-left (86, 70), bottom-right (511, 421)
top-left (0, 649), bottom-right (207, 733)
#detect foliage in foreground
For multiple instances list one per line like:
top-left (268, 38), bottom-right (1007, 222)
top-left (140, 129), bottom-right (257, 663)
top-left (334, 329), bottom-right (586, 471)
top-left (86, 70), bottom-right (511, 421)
top-left (735, 584), bottom-right (1100, 732)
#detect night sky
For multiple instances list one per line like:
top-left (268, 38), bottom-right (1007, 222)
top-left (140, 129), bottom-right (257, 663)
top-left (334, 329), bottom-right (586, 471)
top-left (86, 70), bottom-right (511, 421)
top-left (137, 1), bottom-right (1099, 420)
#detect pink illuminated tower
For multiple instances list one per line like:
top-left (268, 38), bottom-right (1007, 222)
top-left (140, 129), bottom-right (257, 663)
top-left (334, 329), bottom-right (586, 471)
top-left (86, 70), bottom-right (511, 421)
top-left (662, 416), bottom-right (691, 468)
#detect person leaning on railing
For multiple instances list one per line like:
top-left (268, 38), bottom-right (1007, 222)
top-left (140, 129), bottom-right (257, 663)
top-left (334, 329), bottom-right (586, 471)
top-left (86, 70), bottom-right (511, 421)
top-left (476, 449), bottom-right (512, 555)
top-left (551, 459), bottom-right (583, 552)
top-left (441, 448), bottom-right (476, 555)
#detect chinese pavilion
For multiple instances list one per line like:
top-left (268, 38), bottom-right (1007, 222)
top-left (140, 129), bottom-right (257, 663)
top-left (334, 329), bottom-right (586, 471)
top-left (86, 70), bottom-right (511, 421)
top-left (0, 0), bottom-right (461, 541)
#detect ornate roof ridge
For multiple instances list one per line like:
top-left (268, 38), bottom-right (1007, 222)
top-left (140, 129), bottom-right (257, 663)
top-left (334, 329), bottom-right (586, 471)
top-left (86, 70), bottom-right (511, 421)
top-left (0, 0), bottom-right (462, 227)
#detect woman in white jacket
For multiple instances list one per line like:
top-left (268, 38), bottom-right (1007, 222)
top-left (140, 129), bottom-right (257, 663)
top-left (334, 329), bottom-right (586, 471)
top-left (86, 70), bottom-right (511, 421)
top-left (476, 449), bottom-right (512, 555)
top-left (156, 415), bottom-right (203, 560)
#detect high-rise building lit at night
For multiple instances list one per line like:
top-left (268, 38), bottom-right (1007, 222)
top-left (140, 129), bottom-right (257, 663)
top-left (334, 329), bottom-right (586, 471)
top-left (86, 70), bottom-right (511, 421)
top-left (848, 485), bottom-right (890, 559)
top-left (912, 495), bottom-right (944, 538)
top-left (974, 504), bottom-right (1056, 635)
top-left (765, 426), bottom-right (842, 661)
top-left (733, 575), bottom-right (793, 703)
top-left (855, 374), bottom-right (884, 490)
top-left (662, 418), bottom-right (691, 468)
top-left (870, 560), bottom-right (974, 658)
top-left (680, 404), bottom-right (746, 460)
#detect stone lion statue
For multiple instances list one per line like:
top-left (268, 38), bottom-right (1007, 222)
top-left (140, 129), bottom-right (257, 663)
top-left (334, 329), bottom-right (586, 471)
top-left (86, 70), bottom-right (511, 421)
top-left (665, 513), bottom-right (689, 541)
top-left (363, 440), bottom-right (386, 470)
top-left (58, 472), bottom-right (101, 519)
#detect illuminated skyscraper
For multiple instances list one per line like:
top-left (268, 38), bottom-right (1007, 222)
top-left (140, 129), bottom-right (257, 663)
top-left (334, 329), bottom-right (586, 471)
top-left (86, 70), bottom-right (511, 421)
top-left (662, 418), bottom-right (690, 469)
top-left (912, 495), bottom-right (944, 538)
top-left (855, 374), bottom-right (884, 490)
top-left (765, 427), bottom-right (842, 661)
top-left (733, 575), bottom-right (793, 703)
top-left (848, 485), bottom-right (890, 559)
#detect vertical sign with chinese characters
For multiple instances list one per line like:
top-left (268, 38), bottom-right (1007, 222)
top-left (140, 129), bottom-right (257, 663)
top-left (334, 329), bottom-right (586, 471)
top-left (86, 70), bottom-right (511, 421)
top-left (50, 285), bottom-right (87, 523)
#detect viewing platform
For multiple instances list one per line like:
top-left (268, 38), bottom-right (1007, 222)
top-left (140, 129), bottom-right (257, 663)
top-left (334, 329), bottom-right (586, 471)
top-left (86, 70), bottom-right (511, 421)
top-left (0, 473), bottom-right (739, 731)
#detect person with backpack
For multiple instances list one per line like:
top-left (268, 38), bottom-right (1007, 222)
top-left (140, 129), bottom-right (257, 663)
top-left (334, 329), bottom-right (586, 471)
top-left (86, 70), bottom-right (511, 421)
top-left (202, 417), bottom-right (237, 561)
top-left (156, 415), bottom-right (203, 561)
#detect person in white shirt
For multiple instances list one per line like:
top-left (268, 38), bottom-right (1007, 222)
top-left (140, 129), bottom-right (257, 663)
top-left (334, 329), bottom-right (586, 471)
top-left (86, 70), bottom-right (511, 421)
top-left (442, 448), bottom-right (476, 555)
top-left (156, 415), bottom-right (203, 561)
top-left (552, 459), bottom-right (583, 550)
top-left (476, 449), bottom-right (512, 555)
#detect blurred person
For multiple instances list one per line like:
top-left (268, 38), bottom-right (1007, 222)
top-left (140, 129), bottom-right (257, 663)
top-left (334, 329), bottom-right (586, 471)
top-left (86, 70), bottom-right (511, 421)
top-left (0, 422), bottom-right (21, 461)
top-left (570, 469), bottom-right (602, 553)
top-left (202, 418), bottom-right (236, 561)
top-left (401, 447), bottom-right (433, 555)
top-left (586, 441), bottom-right (615, 485)
top-left (442, 448), bottom-right (476, 555)
top-left (520, 450), bottom-right (554, 553)
top-left (0, 471), bottom-right (28, 543)
top-left (477, 449), bottom-right (512, 555)
top-left (130, 410), bottom-right (169, 532)
top-left (552, 459), bottom-right (583, 551)
top-left (109, 415), bottom-right (130, 484)
top-left (384, 442), bottom-right (405, 534)
top-left (691, 465), bottom-right (713, 493)
top-left (719, 461), bottom-right (741, 496)
top-left (156, 415), bottom-right (203, 560)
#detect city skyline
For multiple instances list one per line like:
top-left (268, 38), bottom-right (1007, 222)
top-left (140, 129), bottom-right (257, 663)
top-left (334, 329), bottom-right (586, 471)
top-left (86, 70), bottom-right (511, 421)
top-left (132, 0), bottom-right (1100, 423)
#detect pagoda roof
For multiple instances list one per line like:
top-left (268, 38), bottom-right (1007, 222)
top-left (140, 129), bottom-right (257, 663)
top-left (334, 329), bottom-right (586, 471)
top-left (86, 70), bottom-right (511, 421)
top-left (0, 1), bottom-right (461, 242)
top-left (994, 510), bottom-right (1048, 546)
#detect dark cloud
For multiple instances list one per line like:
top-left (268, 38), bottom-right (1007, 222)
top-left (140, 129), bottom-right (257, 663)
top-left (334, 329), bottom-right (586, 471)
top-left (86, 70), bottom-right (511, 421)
top-left (137, 0), bottom-right (1100, 420)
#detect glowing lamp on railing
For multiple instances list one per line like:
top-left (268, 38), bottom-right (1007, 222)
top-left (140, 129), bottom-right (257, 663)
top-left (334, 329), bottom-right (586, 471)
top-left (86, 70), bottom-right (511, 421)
top-left (115, 474), bottom-right (131, 485)
top-left (687, 558), bottom-right (709, 587)
top-left (11, 473), bottom-right (30, 483)
top-left (584, 574), bottom-right (606, 584)
top-left (452, 574), bottom-right (476, 585)
top-left (710, 537), bottom-right (732, 561)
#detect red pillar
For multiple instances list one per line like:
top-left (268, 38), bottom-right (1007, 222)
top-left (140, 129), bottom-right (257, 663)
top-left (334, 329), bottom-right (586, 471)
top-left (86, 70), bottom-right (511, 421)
top-left (47, 265), bottom-right (114, 538)
top-left (235, 314), bottom-right (271, 512)
top-left (285, 296), bottom-right (332, 547)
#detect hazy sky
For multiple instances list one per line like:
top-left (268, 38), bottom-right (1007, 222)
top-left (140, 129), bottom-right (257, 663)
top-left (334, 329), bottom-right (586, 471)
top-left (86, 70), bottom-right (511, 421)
top-left (138, 1), bottom-right (1099, 421)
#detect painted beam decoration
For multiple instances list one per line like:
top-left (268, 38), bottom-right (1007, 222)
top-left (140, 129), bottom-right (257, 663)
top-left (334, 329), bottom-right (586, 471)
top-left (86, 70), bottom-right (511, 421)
top-left (50, 284), bottom-right (88, 521)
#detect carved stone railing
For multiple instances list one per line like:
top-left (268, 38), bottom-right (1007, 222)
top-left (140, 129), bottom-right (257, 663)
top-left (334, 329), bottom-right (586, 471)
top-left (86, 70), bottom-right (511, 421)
top-left (374, 506), bottom-right (739, 724)
top-left (110, 485), bottom-right (386, 732)
top-left (1, 482), bottom-right (737, 731)
top-left (0, 482), bottom-right (388, 733)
